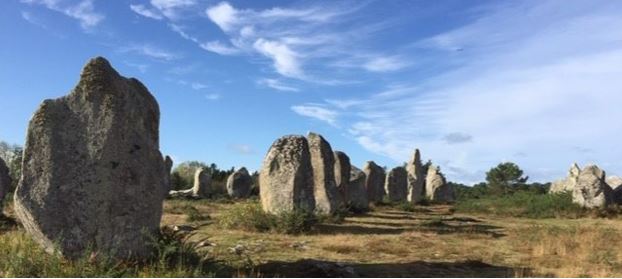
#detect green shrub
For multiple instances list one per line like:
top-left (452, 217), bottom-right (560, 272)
top-left (397, 201), bottom-right (416, 212)
top-left (218, 201), bottom-right (317, 234)
top-left (455, 191), bottom-right (586, 219)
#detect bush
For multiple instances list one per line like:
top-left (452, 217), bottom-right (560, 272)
top-left (455, 191), bottom-right (586, 219)
top-left (219, 201), bottom-right (317, 234)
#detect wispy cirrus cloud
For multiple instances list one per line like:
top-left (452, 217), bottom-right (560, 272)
top-left (291, 105), bottom-right (338, 126)
top-left (118, 44), bottom-right (180, 61)
top-left (200, 41), bottom-right (240, 55)
top-left (130, 0), bottom-right (196, 20)
top-left (21, 0), bottom-right (104, 29)
top-left (130, 4), bottom-right (163, 20)
top-left (257, 78), bottom-right (299, 92)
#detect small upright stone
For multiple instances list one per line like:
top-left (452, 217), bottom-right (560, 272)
top-left (192, 168), bottom-right (212, 198)
top-left (307, 132), bottom-right (340, 214)
top-left (0, 157), bottom-right (11, 211)
top-left (333, 151), bottom-right (351, 206)
top-left (425, 165), bottom-right (454, 203)
top-left (163, 155), bottom-right (174, 192)
top-left (363, 161), bottom-right (386, 203)
top-left (14, 57), bottom-right (167, 259)
top-left (226, 167), bottom-right (252, 198)
top-left (385, 167), bottom-right (408, 202)
top-left (406, 149), bottom-right (425, 203)
top-left (549, 163), bottom-right (580, 193)
top-left (259, 135), bottom-right (315, 214)
top-left (347, 166), bottom-right (369, 212)
top-left (572, 165), bottom-right (612, 208)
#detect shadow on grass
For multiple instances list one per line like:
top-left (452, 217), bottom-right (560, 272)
top-left (255, 259), bottom-right (536, 278)
top-left (0, 214), bottom-right (18, 233)
top-left (417, 220), bottom-right (506, 238)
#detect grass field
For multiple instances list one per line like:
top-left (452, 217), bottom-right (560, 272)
top-left (2, 198), bottom-right (622, 277)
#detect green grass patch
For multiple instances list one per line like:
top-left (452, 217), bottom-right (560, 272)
top-left (218, 201), bottom-right (317, 234)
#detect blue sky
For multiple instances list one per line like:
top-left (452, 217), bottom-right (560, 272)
top-left (1, 0), bottom-right (621, 184)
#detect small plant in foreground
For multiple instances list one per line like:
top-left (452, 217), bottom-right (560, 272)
top-left (219, 201), bottom-right (317, 234)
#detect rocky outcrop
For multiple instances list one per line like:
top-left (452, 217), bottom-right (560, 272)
top-left (425, 165), bottom-right (454, 203)
top-left (363, 161), bottom-right (385, 203)
top-left (385, 167), bottom-right (407, 202)
top-left (0, 157), bottom-right (11, 211)
top-left (572, 165), bottom-right (612, 208)
top-left (549, 163), bottom-right (580, 193)
top-left (14, 57), bottom-right (167, 259)
top-left (333, 151), bottom-right (350, 206)
top-left (307, 133), bottom-right (340, 214)
top-left (259, 135), bottom-right (315, 214)
top-left (347, 166), bottom-right (368, 212)
top-left (226, 167), bottom-right (252, 198)
top-left (406, 149), bottom-right (425, 203)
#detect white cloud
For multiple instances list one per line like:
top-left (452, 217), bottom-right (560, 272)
top-left (291, 105), bottom-right (338, 126)
top-left (118, 44), bottom-right (180, 61)
top-left (363, 56), bottom-right (409, 72)
top-left (228, 144), bottom-right (254, 154)
top-left (206, 2), bottom-right (238, 32)
top-left (253, 38), bottom-right (303, 78)
top-left (124, 61), bottom-right (149, 73)
top-left (200, 41), bottom-right (240, 55)
top-left (257, 78), bottom-right (299, 92)
top-left (205, 94), bottom-right (220, 100)
top-left (191, 82), bottom-right (207, 90)
top-left (22, 0), bottom-right (104, 29)
top-left (21, 11), bottom-right (46, 28)
top-left (169, 24), bottom-right (199, 43)
top-left (150, 0), bottom-right (196, 19)
top-left (130, 4), bottom-right (163, 20)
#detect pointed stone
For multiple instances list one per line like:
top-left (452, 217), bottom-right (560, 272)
top-left (226, 167), bottom-right (252, 198)
top-left (572, 165), bottom-right (612, 208)
top-left (307, 132), bottom-right (340, 214)
top-left (259, 135), bottom-right (315, 214)
top-left (425, 165), bottom-right (454, 203)
top-left (333, 151), bottom-right (350, 206)
top-left (406, 149), bottom-right (425, 203)
top-left (550, 163), bottom-right (580, 193)
top-left (385, 166), bottom-right (408, 202)
top-left (347, 166), bottom-right (369, 211)
top-left (14, 57), bottom-right (167, 259)
top-left (363, 161), bottom-right (386, 203)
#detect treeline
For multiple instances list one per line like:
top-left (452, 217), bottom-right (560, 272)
top-left (0, 141), bottom-right (22, 191)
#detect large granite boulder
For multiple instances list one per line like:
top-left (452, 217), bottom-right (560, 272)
top-left (347, 166), bottom-right (368, 212)
top-left (363, 161), bottom-right (385, 203)
top-left (0, 157), bottom-right (11, 211)
top-left (406, 149), bottom-right (425, 203)
top-left (572, 165), bottom-right (612, 208)
top-left (307, 132), bottom-right (340, 214)
top-left (259, 135), bottom-right (315, 214)
top-left (385, 166), bottom-right (407, 202)
top-left (549, 163), bottom-right (580, 193)
top-left (226, 167), bottom-right (252, 198)
top-left (192, 168), bottom-right (212, 198)
top-left (14, 57), bottom-right (167, 259)
top-left (333, 151), bottom-right (350, 206)
top-left (425, 165), bottom-right (454, 203)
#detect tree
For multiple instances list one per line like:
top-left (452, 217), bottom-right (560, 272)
top-left (485, 162), bottom-right (529, 196)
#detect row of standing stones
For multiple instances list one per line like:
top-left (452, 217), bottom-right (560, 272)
top-left (0, 57), bottom-right (456, 260)
top-left (549, 163), bottom-right (622, 208)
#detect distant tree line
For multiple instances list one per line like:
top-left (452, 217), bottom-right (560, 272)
top-left (0, 140), bottom-right (23, 191)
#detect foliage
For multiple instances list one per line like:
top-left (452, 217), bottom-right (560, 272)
top-left (485, 162), bottom-right (529, 196)
top-left (0, 141), bottom-right (23, 191)
top-left (218, 201), bottom-right (317, 234)
top-left (455, 190), bottom-right (586, 219)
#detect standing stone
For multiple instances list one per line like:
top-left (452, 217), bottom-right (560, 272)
top-left (14, 57), bottom-right (167, 259)
top-left (572, 165), bottom-right (612, 208)
top-left (425, 165), bottom-right (455, 203)
top-left (163, 155), bottom-right (174, 193)
top-left (363, 161), bottom-right (386, 203)
top-left (226, 167), bottom-right (252, 198)
top-left (192, 168), bottom-right (212, 198)
top-left (259, 135), bottom-right (315, 214)
top-left (333, 151), bottom-right (350, 207)
top-left (307, 132), bottom-right (340, 214)
top-left (385, 167), bottom-right (408, 202)
top-left (0, 157), bottom-right (11, 212)
top-left (607, 176), bottom-right (622, 204)
top-left (549, 163), bottom-right (580, 193)
top-left (347, 166), bottom-right (369, 212)
top-left (406, 149), bottom-right (425, 203)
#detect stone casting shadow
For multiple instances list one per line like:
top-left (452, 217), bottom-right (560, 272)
top-left (255, 259), bottom-right (535, 278)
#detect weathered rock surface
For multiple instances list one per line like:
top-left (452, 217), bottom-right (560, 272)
top-left (259, 135), bottom-right (315, 214)
top-left (333, 151), bottom-right (350, 206)
top-left (385, 167), bottom-right (407, 202)
top-left (363, 161), bottom-right (386, 203)
top-left (608, 176), bottom-right (622, 204)
top-left (192, 168), bottom-right (212, 198)
top-left (347, 166), bottom-right (369, 211)
top-left (14, 57), bottom-right (167, 259)
top-left (226, 167), bottom-right (252, 198)
top-left (0, 157), bottom-right (11, 211)
top-left (163, 155), bottom-right (173, 193)
top-left (307, 132), bottom-right (340, 214)
top-left (425, 165), bottom-right (454, 203)
top-left (549, 163), bottom-right (580, 193)
top-left (406, 149), bottom-right (425, 203)
top-left (572, 165), bottom-right (612, 208)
